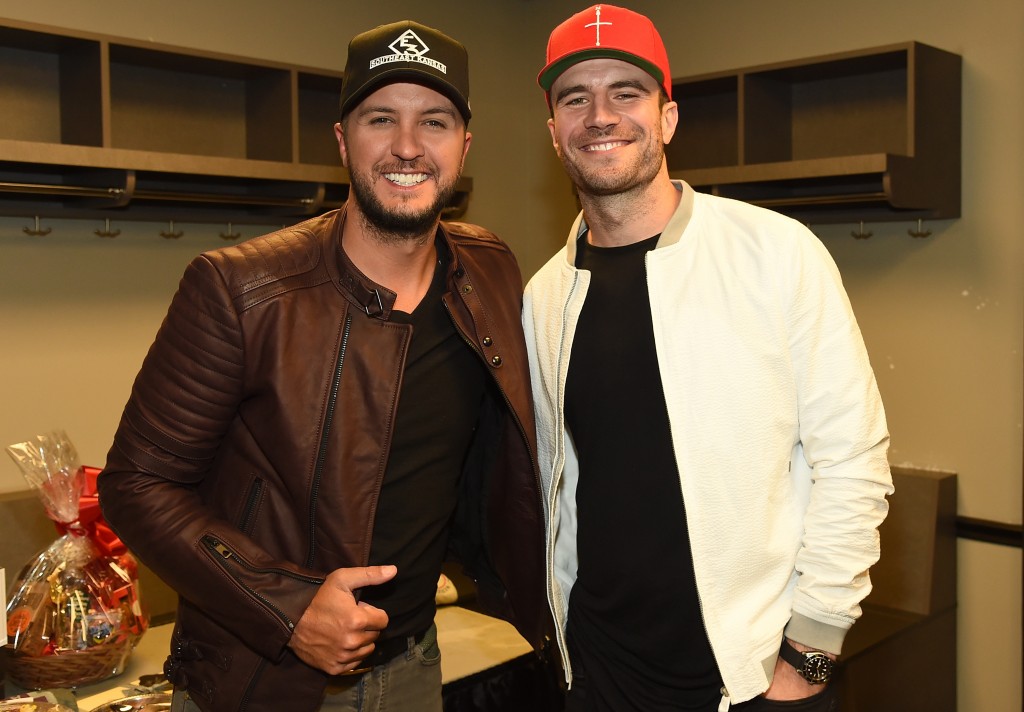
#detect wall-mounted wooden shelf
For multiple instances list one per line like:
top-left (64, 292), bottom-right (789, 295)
top-left (0, 19), bottom-right (470, 226)
top-left (666, 42), bottom-right (961, 225)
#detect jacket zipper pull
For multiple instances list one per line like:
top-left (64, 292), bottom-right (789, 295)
top-left (211, 540), bottom-right (232, 560)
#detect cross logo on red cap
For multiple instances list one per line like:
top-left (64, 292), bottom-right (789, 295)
top-left (584, 5), bottom-right (612, 46)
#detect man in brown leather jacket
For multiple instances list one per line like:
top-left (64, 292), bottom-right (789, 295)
top-left (98, 20), bottom-right (548, 712)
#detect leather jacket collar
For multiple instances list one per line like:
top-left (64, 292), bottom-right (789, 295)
top-left (325, 204), bottom-right (455, 321)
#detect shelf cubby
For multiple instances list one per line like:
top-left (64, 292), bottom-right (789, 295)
top-left (0, 18), bottom-right (471, 226)
top-left (298, 71), bottom-right (344, 167)
top-left (668, 42), bottom-right (961, 225)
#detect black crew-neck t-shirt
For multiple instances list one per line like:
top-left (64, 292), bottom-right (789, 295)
top-left (564, 234), bottom-right (722, 711)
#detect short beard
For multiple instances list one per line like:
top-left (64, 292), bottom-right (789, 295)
top-left (349, 168), bottom-right (460, 244)
top-left (559, 127), bottom-right (665, 198)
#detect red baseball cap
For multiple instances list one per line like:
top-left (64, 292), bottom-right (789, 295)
top-left (538, 4), bottom-right (672, 102)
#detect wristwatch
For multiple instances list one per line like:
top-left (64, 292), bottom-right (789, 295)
top-left (779, 638), bottom-right (834, 684)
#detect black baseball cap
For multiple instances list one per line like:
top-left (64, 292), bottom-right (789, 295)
top-left (340, 20), bottom-right (471, 123)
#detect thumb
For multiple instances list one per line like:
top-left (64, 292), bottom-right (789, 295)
top-left (329, 564), bottom-right (398, 594)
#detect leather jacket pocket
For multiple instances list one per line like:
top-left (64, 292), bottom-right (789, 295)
top-left (238, 475), bottom-right (265, 535)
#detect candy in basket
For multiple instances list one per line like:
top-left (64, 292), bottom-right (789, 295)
top-left (2, 431), bottom-right (148, 689)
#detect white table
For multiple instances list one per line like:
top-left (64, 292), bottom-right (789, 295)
top-left (69, 606), bottom-right (533, 711)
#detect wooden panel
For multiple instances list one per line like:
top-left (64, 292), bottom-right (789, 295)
top-left (58, 39), bottom-right (104, 147)
top-left (666, 75), bottom-right (738, 171)
top-left (901, 42), bottom-right (962, 214)
top-left (839, 466), bottom-right (958, 711)
top-left (788, 69), bottom-right (907, 160)
top-left (246, 68), bottom-right (295, 163)
top-left (838, 608), bottom-right (956, 712)
top-left (743, 74), bottom-right (793, 164)
top-left (0, 43), bottom-right (63, 143)
top-left (744, 51), bottom-right (909, 163)
top-left (298, 71), bottom-right (344, 166)
top-left (866, 466), bottom-right (957, 616)
top-left (108, 55), bottom-right (249, 158)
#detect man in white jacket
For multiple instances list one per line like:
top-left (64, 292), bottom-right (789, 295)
top-left (522, 5), bottom-right (893, 712)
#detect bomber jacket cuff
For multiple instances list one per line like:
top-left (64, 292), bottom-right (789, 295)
top-left (784, 612), bottom-right (848, 655)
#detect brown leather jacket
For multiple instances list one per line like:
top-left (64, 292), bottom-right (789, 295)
top-left (97, 206), bottom-right (550, 712)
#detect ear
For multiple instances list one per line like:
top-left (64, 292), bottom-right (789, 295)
top-left (661, 101), bottom-right (679, 145)
top-left (461, 130), bottom-right (473, 167)
top-left (334, 122), bottom-right (349, 168)
top-left (547, 117), bottom-right (562, 156)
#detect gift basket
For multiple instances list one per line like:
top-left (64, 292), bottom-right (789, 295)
top-left (2, 432), bottom-right (148, 689)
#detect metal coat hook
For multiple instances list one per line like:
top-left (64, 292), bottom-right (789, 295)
top-left (23, 216), bottom-right (52, 237)
top-left (95, 218), bottom-right (120, 238)
top-left (851, 221), bottom-right (873, 240)
top-left (908, 219), bottom-right (932, 238)
top-left (219, 222), bottom-right (241, 241)
top-left (160, 220), bottom-right (184, 239)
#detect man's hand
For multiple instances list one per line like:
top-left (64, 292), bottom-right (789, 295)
top-left (288, 564), bottom-right (397, 675)
top-left (764, 639), bottom-right (835, 701)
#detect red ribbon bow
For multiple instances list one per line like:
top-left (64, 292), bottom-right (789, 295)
top-left (52, 465), bottom-right (127, 557)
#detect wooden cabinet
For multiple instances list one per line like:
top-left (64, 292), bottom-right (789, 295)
top-left (666, 42), bottom-right (961, 225)
top-left (0, 19), bottom-right (470, 226)
top-left (837, 467), bottom-right (958, 711)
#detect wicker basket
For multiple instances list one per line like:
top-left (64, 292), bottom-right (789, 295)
top-left (0, 635), bottom-right (137, 690)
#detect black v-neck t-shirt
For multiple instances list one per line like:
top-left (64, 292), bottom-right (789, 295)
top-left (564, 234), bottom-right (722, 710)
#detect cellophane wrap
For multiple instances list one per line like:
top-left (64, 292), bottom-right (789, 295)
top-left (4, 432), bottom-right (147, 664)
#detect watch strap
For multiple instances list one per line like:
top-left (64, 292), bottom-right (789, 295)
top-left (779, 638), bottom-right (834, 684)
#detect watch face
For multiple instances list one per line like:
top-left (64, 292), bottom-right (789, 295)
top-left (802, 653), bottom-right (833, 684)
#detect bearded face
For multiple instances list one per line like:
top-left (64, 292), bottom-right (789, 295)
top-left (553, 119), bottom-right (666, 198)
top-left (337, 82), bottom-right (470, 243)
top-left (347, 157), bottom-right (461, 241)
top-left (547, 58), bottom-right (675, 200)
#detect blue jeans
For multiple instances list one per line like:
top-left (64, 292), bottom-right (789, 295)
top-left (321, 623), bottom-right (442, 712)
top-left (170, 623), bottom-right (442, 712)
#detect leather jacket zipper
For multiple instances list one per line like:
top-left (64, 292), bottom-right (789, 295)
top-left (306, 313), bottom-right (351, 568)
top-left (202, 536), bottom-right (324, 630)
top-left (239, 477), bottom-right (263, 536)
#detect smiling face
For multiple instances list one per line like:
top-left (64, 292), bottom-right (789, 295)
top-left (547, 58), bottom-right (677, 198)
top-left (336, 82), bottom-right (471, 241)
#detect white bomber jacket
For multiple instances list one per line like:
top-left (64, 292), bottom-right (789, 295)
top-left (522, 182), bottom-right (893, 707)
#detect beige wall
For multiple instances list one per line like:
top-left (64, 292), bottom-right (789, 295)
top-left (0, 0), bottom-right (1019, 709)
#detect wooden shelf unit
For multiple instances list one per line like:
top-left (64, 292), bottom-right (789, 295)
top-left (0, 19), bottom-right (470, 226)
top-left (666, 42), bottom-right (961, 225)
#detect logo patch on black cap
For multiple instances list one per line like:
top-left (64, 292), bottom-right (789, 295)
top-left (340, 20), bottom-right (471, 122)
top-left (369, 29), bottom-right (448, 74)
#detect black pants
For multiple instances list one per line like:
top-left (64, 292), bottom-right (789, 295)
top-left (565, 670), bottom-right (837, 712)
top-left (730, 686), bottom-right (837, 712)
